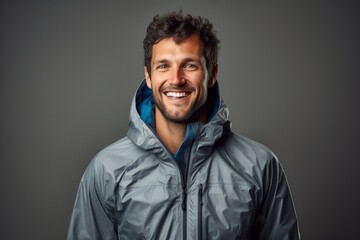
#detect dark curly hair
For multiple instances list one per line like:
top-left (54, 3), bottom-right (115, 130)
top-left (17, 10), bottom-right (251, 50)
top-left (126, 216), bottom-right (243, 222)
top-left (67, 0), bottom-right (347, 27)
top-left (143, 10), bottom-right (220, 77)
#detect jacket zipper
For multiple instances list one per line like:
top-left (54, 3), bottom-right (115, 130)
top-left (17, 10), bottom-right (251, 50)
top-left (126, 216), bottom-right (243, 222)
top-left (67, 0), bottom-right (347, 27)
top-left (161, 148), bottom-right (188, 239)
top-left (146, 125), bottom-right (189, 239)
top-left (182, 183), bottom-right (187, 240)
top-left (198, 184), bottom-right (203, 240)
top-left (158, 148), bottom-right (187, 240)
top-left (160, 151), bottom-right (188, 240)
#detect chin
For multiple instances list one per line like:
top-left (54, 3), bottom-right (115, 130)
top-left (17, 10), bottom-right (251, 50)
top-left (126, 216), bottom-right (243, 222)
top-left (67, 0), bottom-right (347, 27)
top-left (164, 114), bottom-right (191, 123)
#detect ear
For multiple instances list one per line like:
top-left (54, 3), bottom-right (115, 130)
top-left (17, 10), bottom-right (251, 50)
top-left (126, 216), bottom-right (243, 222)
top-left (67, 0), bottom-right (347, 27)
top-left (207, 64), bottom-right (218, 87)
top-left (144, 66), bottom-right (152, 89)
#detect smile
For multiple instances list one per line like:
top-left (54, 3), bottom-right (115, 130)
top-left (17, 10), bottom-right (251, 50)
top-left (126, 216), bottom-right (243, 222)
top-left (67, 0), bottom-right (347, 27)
top-left (165, 92), bottom-right (188, 98)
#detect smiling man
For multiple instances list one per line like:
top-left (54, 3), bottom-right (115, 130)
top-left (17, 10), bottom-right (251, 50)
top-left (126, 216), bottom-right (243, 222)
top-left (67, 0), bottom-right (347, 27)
top-left (145, 34), bottom-right (217, 154)
top-left (68, 11), bottom-right (300, 240)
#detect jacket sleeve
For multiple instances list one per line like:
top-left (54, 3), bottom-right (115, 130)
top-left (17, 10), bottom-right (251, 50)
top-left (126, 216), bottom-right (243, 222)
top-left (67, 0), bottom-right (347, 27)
top-left (67, 158), bottom-right (118, 240)
top-left (255, 155), bottom-right (301, 240)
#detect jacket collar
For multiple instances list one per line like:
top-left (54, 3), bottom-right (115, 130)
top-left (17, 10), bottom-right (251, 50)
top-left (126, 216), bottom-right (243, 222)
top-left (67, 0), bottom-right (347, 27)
top-left (127, 79), bottom-right (231, 161)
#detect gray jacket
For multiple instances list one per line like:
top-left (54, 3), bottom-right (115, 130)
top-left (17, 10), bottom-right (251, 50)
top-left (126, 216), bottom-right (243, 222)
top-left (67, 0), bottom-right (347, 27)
top-left (67, 81), bottom-right (300, 240)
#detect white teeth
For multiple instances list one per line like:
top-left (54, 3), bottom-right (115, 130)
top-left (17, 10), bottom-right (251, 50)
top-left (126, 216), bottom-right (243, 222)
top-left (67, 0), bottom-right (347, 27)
top-left (166, 92), bottom-right (186, 98)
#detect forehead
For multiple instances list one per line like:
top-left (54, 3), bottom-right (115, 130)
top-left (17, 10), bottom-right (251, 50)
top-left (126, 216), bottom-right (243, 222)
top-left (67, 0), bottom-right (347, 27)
top-left (151, 34), bottom-right (203, 62)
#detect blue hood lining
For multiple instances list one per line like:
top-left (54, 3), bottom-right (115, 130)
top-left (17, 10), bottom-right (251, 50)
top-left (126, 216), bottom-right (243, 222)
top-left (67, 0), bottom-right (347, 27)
top-left (136, 86), bottom-right (154, 126)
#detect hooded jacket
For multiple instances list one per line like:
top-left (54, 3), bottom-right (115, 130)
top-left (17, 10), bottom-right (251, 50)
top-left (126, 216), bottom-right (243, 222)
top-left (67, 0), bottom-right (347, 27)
top-left (67, 80), bottom-right (300, 240)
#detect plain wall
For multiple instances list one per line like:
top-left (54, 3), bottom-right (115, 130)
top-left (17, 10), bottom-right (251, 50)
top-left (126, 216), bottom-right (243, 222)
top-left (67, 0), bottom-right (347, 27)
top-left (1, 1), bottom-right (359, 239)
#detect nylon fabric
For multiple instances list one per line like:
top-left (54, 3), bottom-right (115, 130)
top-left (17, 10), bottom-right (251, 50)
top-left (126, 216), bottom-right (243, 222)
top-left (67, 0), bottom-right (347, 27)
top-left (67, 79), bottom-right (300, 240)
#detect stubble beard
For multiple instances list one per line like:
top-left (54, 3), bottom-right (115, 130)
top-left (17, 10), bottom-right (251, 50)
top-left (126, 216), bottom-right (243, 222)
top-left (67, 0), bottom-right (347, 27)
top-left (153, 95), bottom-right (208, 124)
top-left (153, 98), bottom-right (193, 124)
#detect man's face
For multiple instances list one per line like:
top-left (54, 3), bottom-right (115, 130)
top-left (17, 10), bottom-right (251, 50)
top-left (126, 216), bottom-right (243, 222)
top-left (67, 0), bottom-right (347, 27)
top-left (145, 34), bottom-right (217, 124)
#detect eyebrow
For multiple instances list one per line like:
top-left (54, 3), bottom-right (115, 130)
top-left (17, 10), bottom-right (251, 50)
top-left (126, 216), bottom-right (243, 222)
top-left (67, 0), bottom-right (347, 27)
top-left (153, 59), bottom-right (170, 65)
top-left (153, 57), bottom-right (201, 65)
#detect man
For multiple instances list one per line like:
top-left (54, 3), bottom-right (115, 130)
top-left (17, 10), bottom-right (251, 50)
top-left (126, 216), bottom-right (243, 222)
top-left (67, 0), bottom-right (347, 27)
top-left (68, 11), bottom-right (300, 240)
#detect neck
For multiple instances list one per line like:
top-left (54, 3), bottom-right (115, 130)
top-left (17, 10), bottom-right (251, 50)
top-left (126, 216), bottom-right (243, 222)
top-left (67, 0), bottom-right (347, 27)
top-left (154, 105), bottom-right (208, 154)
top-left (155, 110), bottom-right (187, 154)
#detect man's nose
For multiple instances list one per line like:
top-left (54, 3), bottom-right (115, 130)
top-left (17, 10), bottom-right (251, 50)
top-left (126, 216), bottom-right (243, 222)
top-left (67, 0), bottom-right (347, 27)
top-left (169, 67), bottom-right (185, 85)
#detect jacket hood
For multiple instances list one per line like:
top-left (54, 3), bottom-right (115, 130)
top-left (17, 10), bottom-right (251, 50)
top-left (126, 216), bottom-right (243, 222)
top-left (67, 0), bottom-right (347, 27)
top-left (127, 79), bottom-right (231, 160)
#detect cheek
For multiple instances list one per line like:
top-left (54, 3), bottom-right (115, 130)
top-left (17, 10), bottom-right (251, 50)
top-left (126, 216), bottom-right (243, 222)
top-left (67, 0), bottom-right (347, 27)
top-left (149, 73), bottom-right (168, 87)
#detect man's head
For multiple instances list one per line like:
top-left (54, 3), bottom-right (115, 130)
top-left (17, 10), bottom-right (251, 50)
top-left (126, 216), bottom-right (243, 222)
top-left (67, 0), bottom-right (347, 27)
top-left (143, 11), bottom-right (220, 124)
top-left (143, 10), bottom-right (220, 78)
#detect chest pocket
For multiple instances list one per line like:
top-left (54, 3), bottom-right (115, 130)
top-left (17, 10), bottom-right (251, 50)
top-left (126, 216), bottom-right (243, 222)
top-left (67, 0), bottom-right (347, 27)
top-left (202, 184), bottom-right (256, 239)
top-left (116, 184), bottom-right (182, 239)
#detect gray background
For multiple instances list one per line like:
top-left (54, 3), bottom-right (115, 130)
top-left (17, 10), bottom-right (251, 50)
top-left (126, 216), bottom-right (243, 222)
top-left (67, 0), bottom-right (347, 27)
top-left (1, 1), bottom-right (359, 239)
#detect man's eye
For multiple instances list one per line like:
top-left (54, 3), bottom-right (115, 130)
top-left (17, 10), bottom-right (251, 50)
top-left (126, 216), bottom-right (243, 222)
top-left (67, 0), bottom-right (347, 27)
top-left (184, 64), bottom-right (198, 70)
top-left (157, 64), bottom-right (169, 71)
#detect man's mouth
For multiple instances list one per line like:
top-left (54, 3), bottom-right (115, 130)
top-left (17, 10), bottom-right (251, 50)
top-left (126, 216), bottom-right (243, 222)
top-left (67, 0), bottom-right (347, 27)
top-left (165, 92), bottom-right (188, 98)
